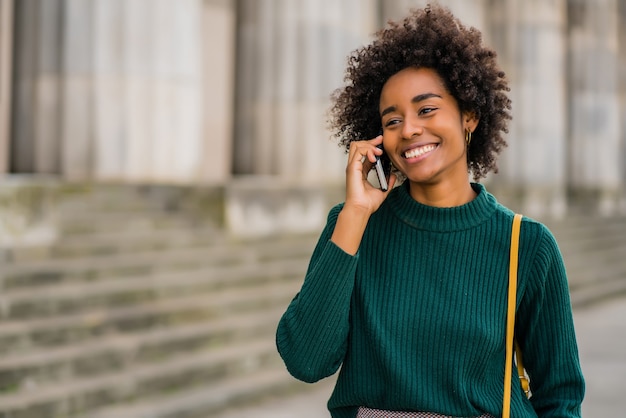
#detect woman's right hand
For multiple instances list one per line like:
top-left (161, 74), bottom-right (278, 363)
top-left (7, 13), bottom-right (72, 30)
top-left (331, 135), bottom-right (396, 255)
top-left (344, 135), bottom-right (396, 216)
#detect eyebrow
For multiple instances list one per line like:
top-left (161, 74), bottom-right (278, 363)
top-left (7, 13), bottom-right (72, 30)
top-left (380, 93), bottom-right (443, 117)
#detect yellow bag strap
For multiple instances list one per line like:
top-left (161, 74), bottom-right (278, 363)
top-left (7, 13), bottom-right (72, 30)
top-left (503, 213), bottom-right (523, 418)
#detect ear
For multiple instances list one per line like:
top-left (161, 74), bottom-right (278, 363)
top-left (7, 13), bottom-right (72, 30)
top-left (462, 111), bottom-right (479, 133)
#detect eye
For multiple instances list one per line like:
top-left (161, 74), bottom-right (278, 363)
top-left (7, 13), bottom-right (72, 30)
top-left (419, 107), bottom-right (437, 116)
top-left (383, 118), bottom-right (401, 128)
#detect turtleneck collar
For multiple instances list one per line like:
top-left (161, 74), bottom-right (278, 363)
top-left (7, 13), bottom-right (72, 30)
top-left (383, 181), bottom-right (498, 232)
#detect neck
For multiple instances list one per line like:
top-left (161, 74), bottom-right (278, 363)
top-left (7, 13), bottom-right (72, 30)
top-left (408, 179), bottom-right (477, 208)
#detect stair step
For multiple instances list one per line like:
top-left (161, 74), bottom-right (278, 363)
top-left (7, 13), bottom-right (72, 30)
top-left (550, 226), bottom-right (625, 243)
top-left (564, 243), bottom-right (626, 287)
top-left (3, 226), bottom-right (221, 263)
top-left (0, 334), bottom-right (281, 417)
top-left (544, 214), bottom-right (626, 232)
top-left (84, 367), bottom-right (305, 418)
top-left (557, 218), bottom-right (626, 234)
top-left (556, 225), bottom-right (626, 248)
top-left (0, 257), bottom-right (307, 320)
top-left (1, 235), bottom-right (316, 289)
top-left (570, 272), bottom-right (626, 308)
top-left (0, 280), bottom-right (300, 356)
top-left (0, 307), bottom-right (286, 393)
top-left (57, 213), bottom-right (208, 237)
top-left (54, 184), bottom-right (202, 212)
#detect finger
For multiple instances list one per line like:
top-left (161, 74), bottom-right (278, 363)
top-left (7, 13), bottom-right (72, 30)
top-left (349, 136), bottom-right (383, 162)
top-left (370, 134), bottom-right (383, 145)
top-left (348, 146), bottom-right (371, 168)
top-left (368, 135), bottom-right (384, 163)
top-left (367, 146), bottom-right (382, 164)
top-left (349, 134), bottom-right (382, 151)
top-left (362, 159), bottom-right (375, 177)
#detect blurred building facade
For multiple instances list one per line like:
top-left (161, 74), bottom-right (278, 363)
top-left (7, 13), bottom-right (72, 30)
top-left (1, 0), bottom-right (625, 234)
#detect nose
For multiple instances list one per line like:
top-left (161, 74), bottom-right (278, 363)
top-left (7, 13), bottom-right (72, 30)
top-left (401, 114), bottom-right (423, 139)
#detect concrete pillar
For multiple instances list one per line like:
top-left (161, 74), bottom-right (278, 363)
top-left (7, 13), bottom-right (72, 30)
top-left (10, 0), bottom-right (64, 175)
top-left (201, 0), bottom-right (235, 183)
top-left (233, 0), bottom-right (377, 182)
top-left (488, 0), bottom-right (568, 218)
top-left (11, 0), bottom-right (92, 178)
top-left (92, 0), bottom-right (125, 180)
top-left (89, 0), bottom-right (208, 184)
top-left (122, 0), bottom-right (154, 181)
top-left (62, 0), bottom-right (94, 180)
top-left (619, 1), bottom-right (626, 213)
top-left (34, 0), bottom-right (64, 174)
top-left (567, 0), bottom-right (621, 215)
top-left (10, 0), bottom-right (209, 184)
top-left (118, 0), bottom-right (203, 183)
top-left (297, 0), bottom-right (378, 181)
top-left (11, 0), bottom-right (38, 173)
top-left (0, 0), bottom-right (12, 173)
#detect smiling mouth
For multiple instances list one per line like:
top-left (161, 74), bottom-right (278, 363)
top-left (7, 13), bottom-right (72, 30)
top-left (403, 144), bottom-right (438, 159)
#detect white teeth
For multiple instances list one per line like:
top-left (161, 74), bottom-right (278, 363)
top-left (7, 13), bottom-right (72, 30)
top-left (404, 144), bottom-right (437, 159)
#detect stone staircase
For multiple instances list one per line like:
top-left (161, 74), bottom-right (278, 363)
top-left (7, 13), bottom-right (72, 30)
top-left (0, 185), bottom-right (316, 418)
top-left (0, 184), bottom-right (625, 418)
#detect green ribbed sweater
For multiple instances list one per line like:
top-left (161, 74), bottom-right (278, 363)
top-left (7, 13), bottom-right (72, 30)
top-left (276, 183), bottom-right (584, 417)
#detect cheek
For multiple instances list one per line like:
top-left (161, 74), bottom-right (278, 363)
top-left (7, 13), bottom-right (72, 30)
top-left (385, 151), bottom-right (402, 171)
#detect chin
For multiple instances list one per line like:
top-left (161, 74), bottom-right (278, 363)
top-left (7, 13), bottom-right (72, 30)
top-left (404, 169), bottom-right (440, 184)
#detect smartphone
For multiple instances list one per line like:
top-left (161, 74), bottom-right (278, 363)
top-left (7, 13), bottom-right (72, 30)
top-left (374, 144), bottom-right (389, 191)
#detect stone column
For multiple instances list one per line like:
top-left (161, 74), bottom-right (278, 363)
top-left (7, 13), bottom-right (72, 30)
top-left (62, 0), bottom-right (94, 180)
top-left (200, 0), bottom-right (235, 183)
top-left (123, 0), bottom-right (204, 183)
top-left (10, 0), bottom-right (64, 175)
top-left (233, 0), bottom-right (377, 182)
top-left (91, 0), bottom-right (125, 180)
top-left (11, 0), bottom-right (208, 184)
top-left (619, 1), bottom-right (626, 213)
top-left (104, 0), bottom-right (204, 183)
top-left (0, 0), bottom-right (12, 173)
top-left (567, 0), bottom-right (621, 215)
top-left (488, 0), bottom-right (568, 218)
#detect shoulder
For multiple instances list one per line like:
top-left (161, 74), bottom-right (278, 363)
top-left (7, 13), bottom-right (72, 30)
top-left (507, 214), bottom-right (566, 289)
top-left (517, 215), bottom-right (560, 255)
top-left (484, 188), bottom-right (557, 249)
top-left (485, 190), bottom-right (563, 267)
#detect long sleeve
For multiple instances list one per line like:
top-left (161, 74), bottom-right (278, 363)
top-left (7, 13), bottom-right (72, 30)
top-left (276, 204), bottom-right (358, 383)
top-left (515, 223), bottom-right (585, 417)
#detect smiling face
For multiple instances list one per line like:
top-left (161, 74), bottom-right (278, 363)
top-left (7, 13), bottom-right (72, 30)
top-left (379, 67), bottom-right (478, 191)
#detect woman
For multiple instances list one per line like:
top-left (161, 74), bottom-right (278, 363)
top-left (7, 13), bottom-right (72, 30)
top-left (276, 4), bottom-right (584, 417)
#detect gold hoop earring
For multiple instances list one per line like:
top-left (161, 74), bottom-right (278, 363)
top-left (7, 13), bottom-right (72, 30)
top-left (465, 130), bottom-right (472, 146)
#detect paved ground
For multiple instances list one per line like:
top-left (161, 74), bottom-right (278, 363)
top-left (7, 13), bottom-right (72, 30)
top-left (217, 295), bottom-right (626, 417)
top-left (216, 378), bottom-right (335, 418)
top-left (574, 296), bottom-right (626, 417)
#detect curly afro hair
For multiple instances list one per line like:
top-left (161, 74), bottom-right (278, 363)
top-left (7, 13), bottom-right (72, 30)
top-left (328, 3), bottom-right (511, 181)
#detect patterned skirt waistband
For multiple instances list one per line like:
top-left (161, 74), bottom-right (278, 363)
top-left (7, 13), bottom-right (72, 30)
top-left (356, 406), bottom-right (496, 418)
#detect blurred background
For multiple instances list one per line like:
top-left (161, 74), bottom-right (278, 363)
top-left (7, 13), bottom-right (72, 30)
top-left (0, 0), bottom-right (625, 417)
